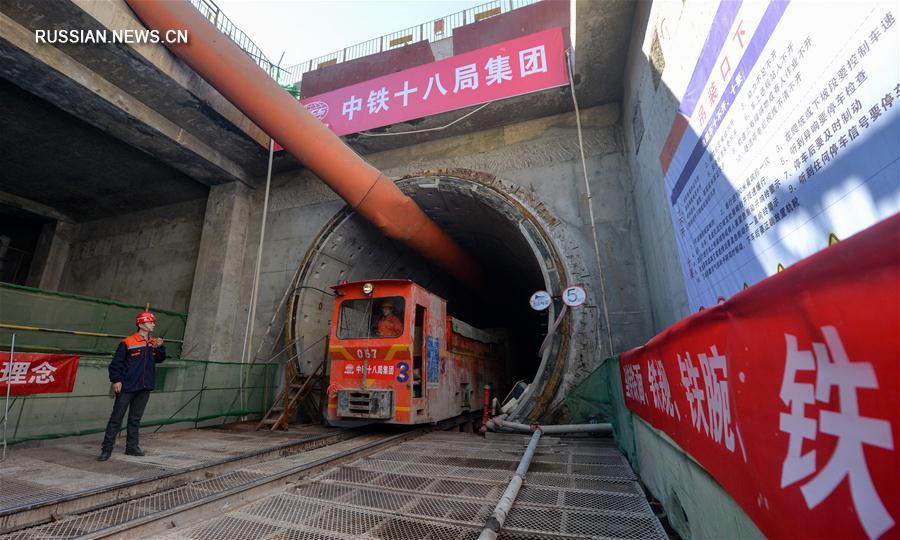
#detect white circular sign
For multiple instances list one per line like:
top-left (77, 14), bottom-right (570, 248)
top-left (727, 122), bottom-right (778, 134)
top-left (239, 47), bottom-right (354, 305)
top-left (529, 290), bottom-right (552, 311)
top-left (562, 286), bottom-right (586, 307)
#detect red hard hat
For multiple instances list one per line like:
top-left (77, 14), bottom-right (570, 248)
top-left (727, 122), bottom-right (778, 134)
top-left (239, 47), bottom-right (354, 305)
top-left (136, 311), bottom-right (157, 325)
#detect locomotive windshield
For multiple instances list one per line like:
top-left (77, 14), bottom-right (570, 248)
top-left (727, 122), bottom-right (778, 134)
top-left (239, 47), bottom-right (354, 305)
top-left (338, 296), bottom-right (405, 339)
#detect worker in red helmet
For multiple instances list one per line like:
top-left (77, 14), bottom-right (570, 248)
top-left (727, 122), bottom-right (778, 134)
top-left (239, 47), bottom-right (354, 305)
top-left (374, 299), bottom-right (403, 338)
top-left (97, 311), bottom-right (166, 461)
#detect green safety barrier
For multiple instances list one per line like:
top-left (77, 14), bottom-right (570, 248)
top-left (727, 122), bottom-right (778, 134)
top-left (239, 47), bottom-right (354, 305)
top-left (0, 282), bottom-right (278, 445)
top-left (1, 356), bottom-right (277, 445)
top-left (563, 356), bottom-right (639, 471)
top-left (0, 282), bottom-right (187, 358)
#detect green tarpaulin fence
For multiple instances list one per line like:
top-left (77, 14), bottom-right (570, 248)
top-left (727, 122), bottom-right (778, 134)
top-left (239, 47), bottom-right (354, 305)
top-left (563, 356), bottom-right (638, 471)
top-left (0, 282), bottom-right (187, 358)
top-left (1, 282), bottom-right (277, 444)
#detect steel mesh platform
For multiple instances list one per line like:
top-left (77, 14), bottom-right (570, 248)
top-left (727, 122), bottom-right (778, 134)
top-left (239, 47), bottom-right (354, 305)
top-left (162, 432), bottom-right (666, 539)
top-left (0, 433), bottom-right (383, 539)
top-left (0, 424), bottom-right (336, 516)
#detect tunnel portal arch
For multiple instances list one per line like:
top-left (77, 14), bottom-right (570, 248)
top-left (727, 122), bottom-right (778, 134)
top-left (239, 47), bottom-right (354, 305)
top-left (285, 170), bottom-right (599, 421)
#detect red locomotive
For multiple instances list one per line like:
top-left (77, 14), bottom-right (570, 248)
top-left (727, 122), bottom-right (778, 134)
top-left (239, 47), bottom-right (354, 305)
top-left (326, 279), bottom-right (503, 425)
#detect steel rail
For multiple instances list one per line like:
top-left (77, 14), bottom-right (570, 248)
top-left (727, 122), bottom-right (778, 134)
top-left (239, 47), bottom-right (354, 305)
top-left (67, 415), bottom-right (475, 539)
top-left (0, 427), bottom-right (364, 533)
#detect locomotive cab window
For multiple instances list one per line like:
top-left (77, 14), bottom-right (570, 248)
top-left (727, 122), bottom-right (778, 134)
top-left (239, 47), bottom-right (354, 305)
top-left (338, 297), bottom-right (406, 339)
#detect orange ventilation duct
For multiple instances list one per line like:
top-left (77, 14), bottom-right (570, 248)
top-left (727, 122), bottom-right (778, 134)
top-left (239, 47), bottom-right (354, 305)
top-left (124, 0), bottom-right (481, 287)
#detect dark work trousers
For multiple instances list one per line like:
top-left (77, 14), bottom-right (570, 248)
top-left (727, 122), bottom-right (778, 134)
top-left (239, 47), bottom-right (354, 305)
top-left (100, 389), bottom-right (150, 451)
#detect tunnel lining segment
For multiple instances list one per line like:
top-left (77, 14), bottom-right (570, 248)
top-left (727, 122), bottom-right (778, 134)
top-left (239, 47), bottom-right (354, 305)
top-left (286, 171), bottom-right (588, 421)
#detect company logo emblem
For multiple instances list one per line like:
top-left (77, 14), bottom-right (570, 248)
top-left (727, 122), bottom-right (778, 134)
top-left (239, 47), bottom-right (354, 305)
top-left (304, 101), bottom-right (329, 122)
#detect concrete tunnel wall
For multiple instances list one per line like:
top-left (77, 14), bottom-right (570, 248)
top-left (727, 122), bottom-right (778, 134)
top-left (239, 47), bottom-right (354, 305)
top-left (613, 1), bottom-right (765, 537)
top-left (24, 199), bottom-right (206, 313)
top-left (190, 102), bottom-right (657, 420)
top-left (57, 199), bottom-right (205, 312)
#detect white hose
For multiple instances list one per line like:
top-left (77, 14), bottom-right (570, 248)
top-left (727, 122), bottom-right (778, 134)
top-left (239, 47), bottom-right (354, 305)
top-left (488, 415), bottom-right (612, 435)
top-left (485, 414), bottom-right (508, 431)
top-left (478, 429), bottom-right (542, 540)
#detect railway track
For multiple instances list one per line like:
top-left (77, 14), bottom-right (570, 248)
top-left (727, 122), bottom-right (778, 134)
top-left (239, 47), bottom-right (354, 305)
top-left (3, 415), bottom-right (667, 539)
top-left (157, 429), bottom-right (665, 539)
top-left (2, 416), bottom-right (476, 539)
top-left (0, 425), bottom-right (361, 534)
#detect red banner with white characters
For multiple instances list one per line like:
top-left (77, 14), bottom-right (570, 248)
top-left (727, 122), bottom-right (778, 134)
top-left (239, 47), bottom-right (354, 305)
top-left (297, 27), bottom-right (568, 137)
top-left (0, 353), bottom-right (80, 395)
top-left (620, 214), bottom-right (900, 540)
top-left (336, 360), bottom-right (400, 381)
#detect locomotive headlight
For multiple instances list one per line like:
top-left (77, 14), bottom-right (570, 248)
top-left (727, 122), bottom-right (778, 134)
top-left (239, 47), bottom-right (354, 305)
top-left (362, 282), bottom-right (374, 295)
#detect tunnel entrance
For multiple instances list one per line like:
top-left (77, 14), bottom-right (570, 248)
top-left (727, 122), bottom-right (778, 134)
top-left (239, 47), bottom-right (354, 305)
top-left (287, 171), bottom-right (579, 420)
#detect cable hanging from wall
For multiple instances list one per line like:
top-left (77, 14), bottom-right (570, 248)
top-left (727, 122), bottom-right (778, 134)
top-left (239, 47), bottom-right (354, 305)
top-left (357, 102), bottom-right (492, 137)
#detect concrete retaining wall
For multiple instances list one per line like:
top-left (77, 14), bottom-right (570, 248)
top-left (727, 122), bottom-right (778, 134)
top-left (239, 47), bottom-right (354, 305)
top-left (59, 199), bottom-right (205, 312)
top-left (621, 0), bottom-right (696, 333)
top-left (617, 2), bottom-right (764, 536)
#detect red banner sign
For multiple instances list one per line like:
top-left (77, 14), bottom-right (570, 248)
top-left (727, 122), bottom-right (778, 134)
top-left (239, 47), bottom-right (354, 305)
top-left (620, 214), bottom-right (900, 540)
top-left (337, 360), bottom-right (400, 381)
top-left (297, 27), bottom-right (568, 137)
top-left (0, 353), bottom-right (80, 395)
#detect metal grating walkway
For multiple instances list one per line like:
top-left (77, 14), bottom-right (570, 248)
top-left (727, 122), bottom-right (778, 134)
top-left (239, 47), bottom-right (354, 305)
top-left (0, 433), bottom-right (388, 539)
top-left (0, 424), bottom-right (335, 517)
top-left (164, 431), bottom-right (667, 539)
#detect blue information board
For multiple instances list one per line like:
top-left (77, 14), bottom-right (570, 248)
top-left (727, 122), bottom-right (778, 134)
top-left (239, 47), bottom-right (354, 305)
top-left (661, 2), bottom-right (899, 310)
top-left (425, 336), bottom-right (440, 386)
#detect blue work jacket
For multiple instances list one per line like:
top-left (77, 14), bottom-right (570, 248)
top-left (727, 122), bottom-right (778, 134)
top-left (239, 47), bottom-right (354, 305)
top-left (108, 332), bottom-right (166, 393)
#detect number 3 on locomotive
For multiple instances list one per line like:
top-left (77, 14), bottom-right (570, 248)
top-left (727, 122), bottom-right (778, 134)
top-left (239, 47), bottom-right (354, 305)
top-left (356, 348), bottom-right (377, 359)
top-left (396, 362), bottom-right (410, 383)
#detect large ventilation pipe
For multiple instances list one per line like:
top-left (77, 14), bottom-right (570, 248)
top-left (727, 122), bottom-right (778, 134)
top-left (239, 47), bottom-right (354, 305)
top-left (124, 0), bottom-right (481, 287)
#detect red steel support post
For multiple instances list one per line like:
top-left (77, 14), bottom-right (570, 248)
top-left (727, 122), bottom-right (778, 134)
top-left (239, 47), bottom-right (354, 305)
top-left (480, 384), bottom-right (490, 435)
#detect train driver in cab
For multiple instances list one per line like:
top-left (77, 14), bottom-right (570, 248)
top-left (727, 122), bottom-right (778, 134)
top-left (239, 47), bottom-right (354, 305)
top-left (374, 299), bottom-right (403, 337)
